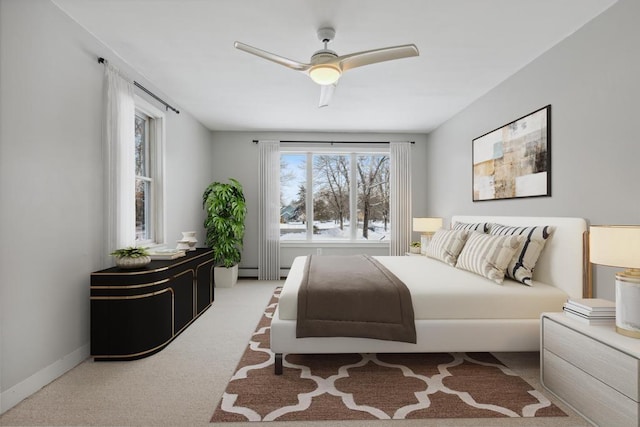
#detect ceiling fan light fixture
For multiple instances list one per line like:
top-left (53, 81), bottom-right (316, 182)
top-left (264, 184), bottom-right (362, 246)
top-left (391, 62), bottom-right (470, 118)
top-left (235, 26), bottom-right (419, 106)
top-left (309, 65), bottom-right (341, 85)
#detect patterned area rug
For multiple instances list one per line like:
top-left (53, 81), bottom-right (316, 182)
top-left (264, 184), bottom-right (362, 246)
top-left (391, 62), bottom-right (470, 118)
top-left (211, 288), bottom-right (566, 422)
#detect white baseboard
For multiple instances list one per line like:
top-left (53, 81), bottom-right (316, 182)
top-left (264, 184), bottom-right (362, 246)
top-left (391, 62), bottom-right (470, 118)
top-left (1, 344), bottom-right (90, 414)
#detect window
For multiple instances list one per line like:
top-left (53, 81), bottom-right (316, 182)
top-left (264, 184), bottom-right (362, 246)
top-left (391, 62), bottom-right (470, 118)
top-left (135, 111), bottom-right (152, 241)
top-left (134, 97), bottom-right (165, 245)
top-left (280, 149), bottom-right (390, 242)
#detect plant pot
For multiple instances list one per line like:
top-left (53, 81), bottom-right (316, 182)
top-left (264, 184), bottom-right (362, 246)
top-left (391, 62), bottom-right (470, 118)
top-left (410, 246), bottom-right (421, 254)
top-left (214, 264), bottom-right (239, 288)
top-left (115, 255), bottom-right (151, 269)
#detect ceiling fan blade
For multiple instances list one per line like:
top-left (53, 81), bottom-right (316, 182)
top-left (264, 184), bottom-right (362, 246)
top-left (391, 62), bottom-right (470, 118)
top-left (337, 44), bottom-right (419, 72)
top-left (318, 83), bottom-right (336, 108)
top-left (234, 41), bottom-right (310, 71)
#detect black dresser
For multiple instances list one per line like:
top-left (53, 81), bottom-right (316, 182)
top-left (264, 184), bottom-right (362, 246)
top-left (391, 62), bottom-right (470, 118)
top-left (90, 248), bottom-right (215, 361)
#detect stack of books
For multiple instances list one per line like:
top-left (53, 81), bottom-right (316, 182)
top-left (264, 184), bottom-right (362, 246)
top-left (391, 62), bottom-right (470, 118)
top-left (563, 298), bottom-right (616, 325)
top-left (147, 249), bottom-right (187, 260)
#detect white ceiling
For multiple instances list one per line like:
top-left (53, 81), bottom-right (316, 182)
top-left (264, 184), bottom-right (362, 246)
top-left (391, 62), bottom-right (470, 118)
top-left (53, 0), bottom-right (616, 133)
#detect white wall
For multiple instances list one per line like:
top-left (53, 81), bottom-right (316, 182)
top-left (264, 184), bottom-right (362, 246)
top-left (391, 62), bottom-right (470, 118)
top-left (0, 0), bottom-right (213, 412)
top-left (164, 110), bottom-right (214, 245)
top-left (210, 131), bottom-right (430, 273)
top-left (424, 0), bottom-right (640, 300)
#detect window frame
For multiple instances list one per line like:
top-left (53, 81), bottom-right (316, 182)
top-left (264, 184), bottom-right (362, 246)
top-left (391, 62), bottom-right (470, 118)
top-left (280, 144), bottom-right (390, 247)
top-left (134, 96), bottom-right (166, 247)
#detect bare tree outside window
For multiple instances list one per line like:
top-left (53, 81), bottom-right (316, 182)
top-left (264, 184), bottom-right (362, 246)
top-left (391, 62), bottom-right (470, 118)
top-left (313, 155), bottom-right (350, 238)
top-left (280, 151), bottom-right (390, 241)
top-left (357, 155), bottom-right (389, 240)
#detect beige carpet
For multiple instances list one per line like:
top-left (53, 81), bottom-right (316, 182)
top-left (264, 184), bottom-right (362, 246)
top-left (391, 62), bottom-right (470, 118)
top-left (0, 280), bottom-right (590, 427)
top-left (212, 288), bottom-right (566, 422)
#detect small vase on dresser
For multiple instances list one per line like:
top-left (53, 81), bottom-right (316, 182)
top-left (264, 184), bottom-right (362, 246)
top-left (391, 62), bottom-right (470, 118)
top-left (181, 231), bottom-right (198, 251)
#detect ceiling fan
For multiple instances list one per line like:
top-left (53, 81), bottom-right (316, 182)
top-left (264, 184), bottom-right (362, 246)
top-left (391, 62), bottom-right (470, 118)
top-left (234, 27), bottom-right (419, 107)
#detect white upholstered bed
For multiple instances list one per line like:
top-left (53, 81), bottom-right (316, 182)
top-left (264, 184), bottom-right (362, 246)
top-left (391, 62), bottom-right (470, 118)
top-left (271, 215), bottom-right (589, 374)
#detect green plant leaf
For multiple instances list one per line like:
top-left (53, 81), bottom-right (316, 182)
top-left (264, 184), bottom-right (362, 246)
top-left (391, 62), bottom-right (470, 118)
top-left (110, 246), bottom-right (149, 258)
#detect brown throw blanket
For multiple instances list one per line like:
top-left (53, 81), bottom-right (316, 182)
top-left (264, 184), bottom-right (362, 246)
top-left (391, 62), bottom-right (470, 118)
top-left (296, 254), bottom-right (416, 343)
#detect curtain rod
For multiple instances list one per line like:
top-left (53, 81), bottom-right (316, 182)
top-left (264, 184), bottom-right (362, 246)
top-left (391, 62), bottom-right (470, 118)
top-left (252, 140), bottom-right (414, 144)
top-left (98, 57), bottom-right (180, 114)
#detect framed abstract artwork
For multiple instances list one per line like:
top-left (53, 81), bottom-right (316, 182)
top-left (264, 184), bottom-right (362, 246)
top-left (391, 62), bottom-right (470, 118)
top-left (472, 105), bottom-right (551, 201)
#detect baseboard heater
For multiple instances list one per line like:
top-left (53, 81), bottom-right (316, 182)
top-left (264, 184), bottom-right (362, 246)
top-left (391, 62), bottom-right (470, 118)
top-left (238, 267), bottom-right (290, 279)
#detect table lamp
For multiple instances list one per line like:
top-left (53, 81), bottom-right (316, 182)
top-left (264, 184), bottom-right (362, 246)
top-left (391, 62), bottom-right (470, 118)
top-left (590, 225), bottom-right (640, 338)
top-left (413, 217), bottom-right (443, 255)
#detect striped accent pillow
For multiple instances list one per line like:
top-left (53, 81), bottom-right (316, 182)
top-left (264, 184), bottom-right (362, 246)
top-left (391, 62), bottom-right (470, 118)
top-left (490, 224), bottom-right (554, 285)
top-left (452, 221), bottom-right (491, 233)
top-left (426, 229), bottom-right (469, 266)
top-left (455, 232), bottom-right (522, 284)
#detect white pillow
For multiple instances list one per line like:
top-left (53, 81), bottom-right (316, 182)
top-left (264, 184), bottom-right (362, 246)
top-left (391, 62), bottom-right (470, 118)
top-left (455, 232), bottom-right (522, 284)
top-left (489, 224), bottom-right (554, 285)
top-left (426, 229), bottom-right (469, 267)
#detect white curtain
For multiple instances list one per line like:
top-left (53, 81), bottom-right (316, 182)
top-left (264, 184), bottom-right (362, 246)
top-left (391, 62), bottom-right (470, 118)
top-left (389, 142), bottom-right (412, 256)
top-left (258, 140), bottom-right (281, 279)
top-left (104, 63), bottom-right (136, 259)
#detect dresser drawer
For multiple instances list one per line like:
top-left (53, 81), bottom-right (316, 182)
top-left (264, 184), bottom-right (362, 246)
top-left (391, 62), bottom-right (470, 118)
top-left (543, 349), bottom-right (639, 427)
top-left (544, 317), bottom-right (640, 400)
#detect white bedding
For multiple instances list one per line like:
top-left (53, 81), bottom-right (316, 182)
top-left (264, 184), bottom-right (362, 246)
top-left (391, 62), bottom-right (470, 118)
top-left (279, 255), bottom-right (568, 321)
top-left (271, 216), bottom-right (588, 374)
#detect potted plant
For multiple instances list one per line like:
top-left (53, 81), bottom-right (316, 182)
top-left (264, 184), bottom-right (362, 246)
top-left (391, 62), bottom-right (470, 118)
top-left (202, 178), bottom-right (247, 287)
top-left (111, 246), bottom-right (151, 269)
top-left (410, 241), bottom-right (421, 254)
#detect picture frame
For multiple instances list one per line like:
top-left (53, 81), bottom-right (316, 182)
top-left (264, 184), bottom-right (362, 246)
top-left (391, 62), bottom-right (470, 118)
top-left (472, 105), bottom-right (551, 201)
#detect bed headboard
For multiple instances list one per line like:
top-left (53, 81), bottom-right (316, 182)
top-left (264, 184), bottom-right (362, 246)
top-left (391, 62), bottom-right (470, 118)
top-left (451, 215), bottom-right (588, 299)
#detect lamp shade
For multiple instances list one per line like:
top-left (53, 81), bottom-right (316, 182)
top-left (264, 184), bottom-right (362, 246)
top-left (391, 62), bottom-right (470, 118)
top-left (309, 65), bottom-right (341, 85)
top-left (413, 217), bottom-right (443, 233)
top-left (590, 225), bottom-right (640, 269)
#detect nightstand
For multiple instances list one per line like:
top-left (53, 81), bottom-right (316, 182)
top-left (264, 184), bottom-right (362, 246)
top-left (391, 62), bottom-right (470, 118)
top-left (541, 312), bottom-right (640, 426)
